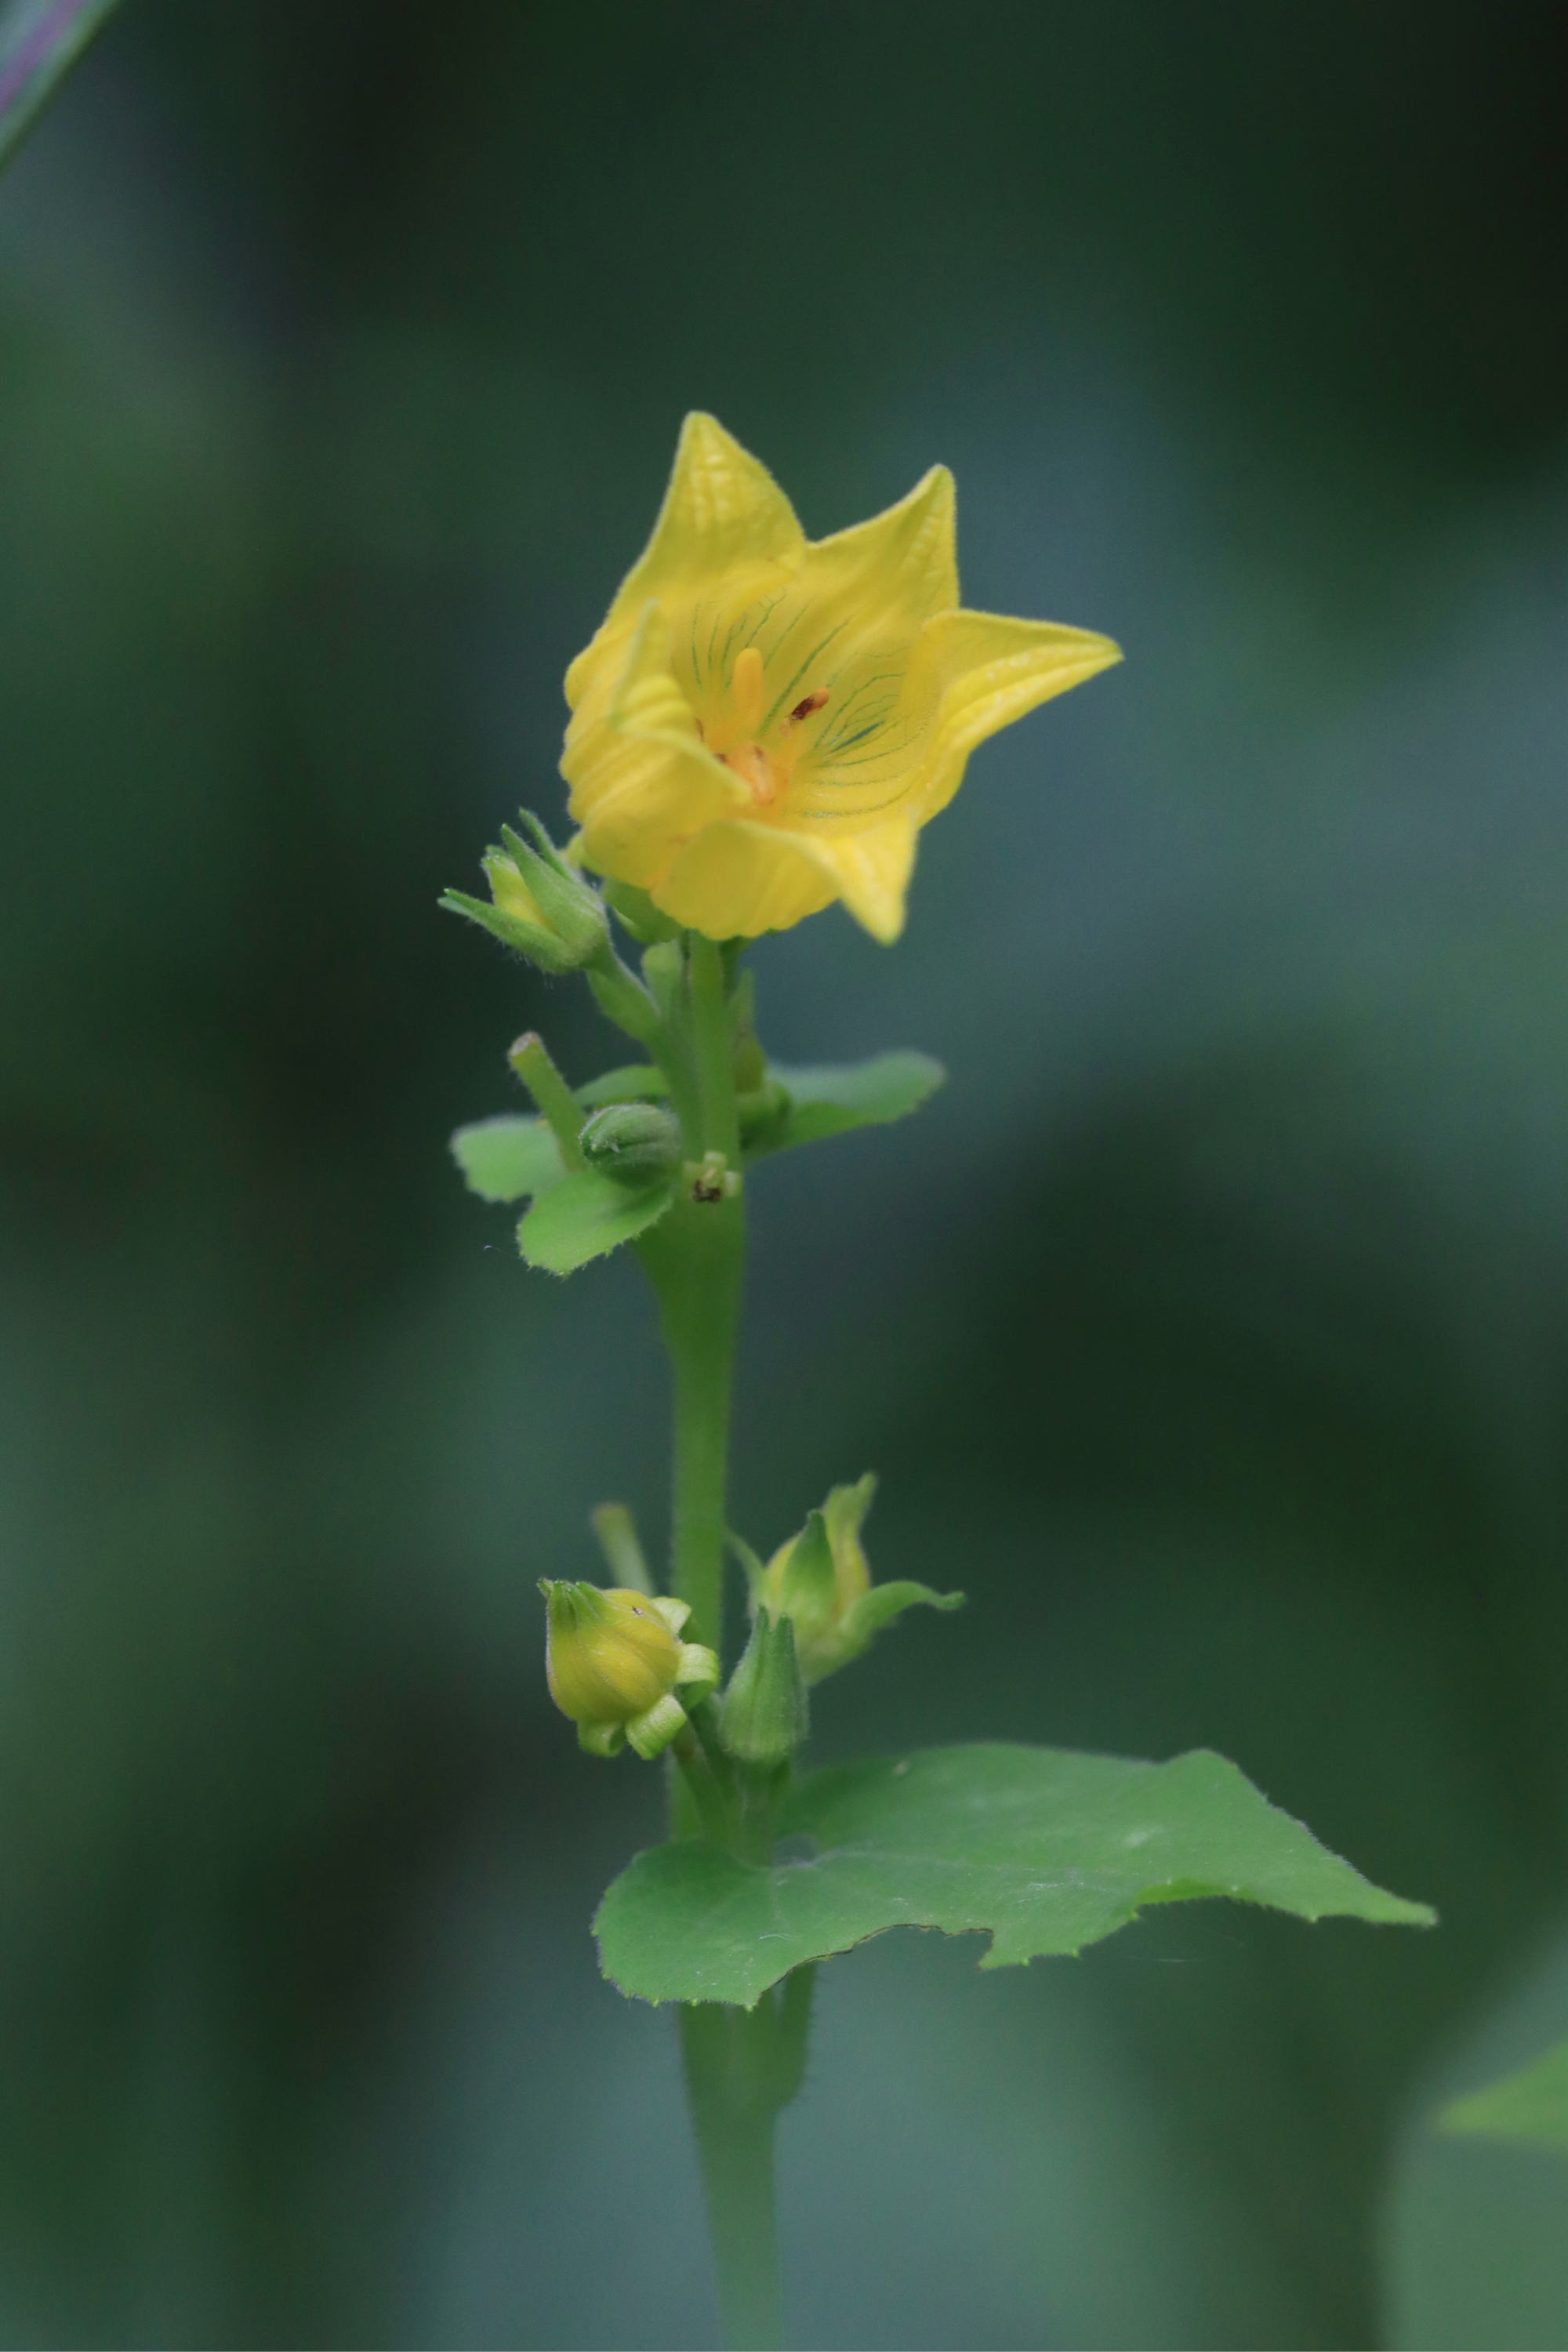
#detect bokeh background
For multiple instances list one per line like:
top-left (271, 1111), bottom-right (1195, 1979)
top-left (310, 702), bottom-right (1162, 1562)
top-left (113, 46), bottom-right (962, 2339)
top-left (4, 2), bottom-right (1568, 2343)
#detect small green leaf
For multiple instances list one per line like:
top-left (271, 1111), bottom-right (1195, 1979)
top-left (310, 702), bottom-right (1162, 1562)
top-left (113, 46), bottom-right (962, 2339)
top-left (1439, 2037), bottom-right (1568, 2154)
top-left (595, 1742), bottom-right (1434, 2007)
top-left (575, 1065), bottom-right (670, 1109)
top-left (745, 1051), bottom-right (946, 1163)
top-left (519, 1167), bottom-right (675, 1273)
top-left (451, 1114), bottom-right (564, 1203)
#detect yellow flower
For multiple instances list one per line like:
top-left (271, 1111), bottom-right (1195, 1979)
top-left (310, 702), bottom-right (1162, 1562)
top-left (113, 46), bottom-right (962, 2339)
top-left (540, 1580), bottom-right (719, 1759)
top-left (561, 413), bottom-right (1120, 944)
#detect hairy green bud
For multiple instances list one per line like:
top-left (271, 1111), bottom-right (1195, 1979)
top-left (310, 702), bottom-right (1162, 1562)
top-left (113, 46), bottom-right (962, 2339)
top-left (718, 1608), bottom-right (809, 1766)
top-left (579, 1102), bottom-right (684, 1184)
top-left (441, 808), bottom-right (610, 975)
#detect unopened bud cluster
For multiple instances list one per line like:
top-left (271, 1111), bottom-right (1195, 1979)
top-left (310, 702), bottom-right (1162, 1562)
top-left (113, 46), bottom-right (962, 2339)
top-left (441, 809), bottom-right (609, 975)
top-left (540, 1480), bottom-right (962, 1790)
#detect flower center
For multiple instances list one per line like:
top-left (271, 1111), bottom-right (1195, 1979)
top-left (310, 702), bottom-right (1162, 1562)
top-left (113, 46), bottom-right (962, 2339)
top-left (703, 646), bottom-right (829, 817)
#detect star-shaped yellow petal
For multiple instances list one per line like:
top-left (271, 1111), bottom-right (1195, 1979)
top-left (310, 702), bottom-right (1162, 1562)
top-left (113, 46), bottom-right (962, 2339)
top-left (561, 415), bottom-right (1120, 942)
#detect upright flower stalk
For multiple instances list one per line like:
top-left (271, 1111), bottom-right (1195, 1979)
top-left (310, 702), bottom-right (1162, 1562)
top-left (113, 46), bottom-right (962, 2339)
top-left (441, 416), bottom-right (1439, 2343)
top-left (653, 935), bottom-right (744, 1651)
top-left (442, 413), bottom-right (1127, 2345)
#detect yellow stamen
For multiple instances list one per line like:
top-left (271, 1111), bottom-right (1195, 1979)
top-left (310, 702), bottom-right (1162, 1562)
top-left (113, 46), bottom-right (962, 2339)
top-left (722, 741), bottom-right (779, 805)
top-left (731, 645), bottom-right (765, 735)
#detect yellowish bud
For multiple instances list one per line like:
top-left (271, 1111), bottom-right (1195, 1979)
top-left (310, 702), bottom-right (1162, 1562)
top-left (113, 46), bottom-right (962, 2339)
top-left (539, 1581), bottom-right (718, 1759)
top-left (441, 808), bottom-right (610, 975)
top-left (485, 854), bottom-right (548, 926)
top-left (759, 1477), bottom-right (873, 1653)
top-left (753, 1475), bottom-right (963, 1684)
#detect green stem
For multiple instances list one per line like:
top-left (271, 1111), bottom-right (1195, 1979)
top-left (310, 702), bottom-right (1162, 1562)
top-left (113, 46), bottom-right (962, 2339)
top-left (584, 940), bottom-right (662, 1051)
top-left (637, 1186), bottom-right (743, 1653)
top-left (641, 934), bottom-right (802, 2350)
top-left (671, 1724), bottom-right (735, 1846)
top-left (633, 932), bottom-right (746, 1657)
top-left (680, 1978), bottom-right (812, 2352)
top-left (507, 1031), bottom-right (586, 1169)
top-left (689, 933), bottom-right (741, 1162)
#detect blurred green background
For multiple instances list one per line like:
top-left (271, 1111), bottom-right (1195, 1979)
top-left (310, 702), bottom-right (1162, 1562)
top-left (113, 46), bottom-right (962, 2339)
top-left (4, 2), bottom-right (1568, 2343)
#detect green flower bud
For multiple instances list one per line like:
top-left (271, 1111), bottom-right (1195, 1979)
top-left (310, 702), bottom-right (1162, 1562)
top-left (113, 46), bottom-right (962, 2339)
top-left (717, 1607), bottom-right (809, 1766)
top-left (441, 809), bottom-right (610, 975)
top-left (579, 1102), bottom-right (684, 1184)
top-left (540, 1580), bottom-right (719, 1759)
top-left (754, 1475), bottom-right (964, 1684)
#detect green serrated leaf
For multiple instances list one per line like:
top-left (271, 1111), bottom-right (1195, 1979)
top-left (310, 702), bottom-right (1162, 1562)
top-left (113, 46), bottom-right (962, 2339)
top-left (519, 1167), bottom-right (675, 1273)
top-left (594, 1742), bottom-right (1434, 2007)
top-left (1439, 2036), bottom-right (1568, 2154)
top-left (745, 1051), bottom-right (946, 1163)
top-left (575, 1065), bottom-right (670, 1109)
top-left (450, 1114), bottom-right (564, 1203)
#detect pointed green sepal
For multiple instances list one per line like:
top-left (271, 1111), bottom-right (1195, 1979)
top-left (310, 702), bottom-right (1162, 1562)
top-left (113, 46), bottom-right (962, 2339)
top-left (774, 1509), bottom-right (837, 1625)
top-left (439, 886), bottom-right (573, 970)
top-left (835, 1580), bottom-right (965, 1659)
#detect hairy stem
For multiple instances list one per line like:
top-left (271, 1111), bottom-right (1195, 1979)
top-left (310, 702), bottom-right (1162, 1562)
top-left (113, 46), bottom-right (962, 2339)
top-left (689, 932), bottom-right (742, 1162)
top-left (634, 933), bottom-right (746, 1657)
top-left (680, 1975), bottom-right (815, 2352)
top-left (507, 1031), bottom-right (586, 1168)
top-left (641, 935), bottom-right (803, 2350)
top-left (637, 1187), bottom-right (743, 1654)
